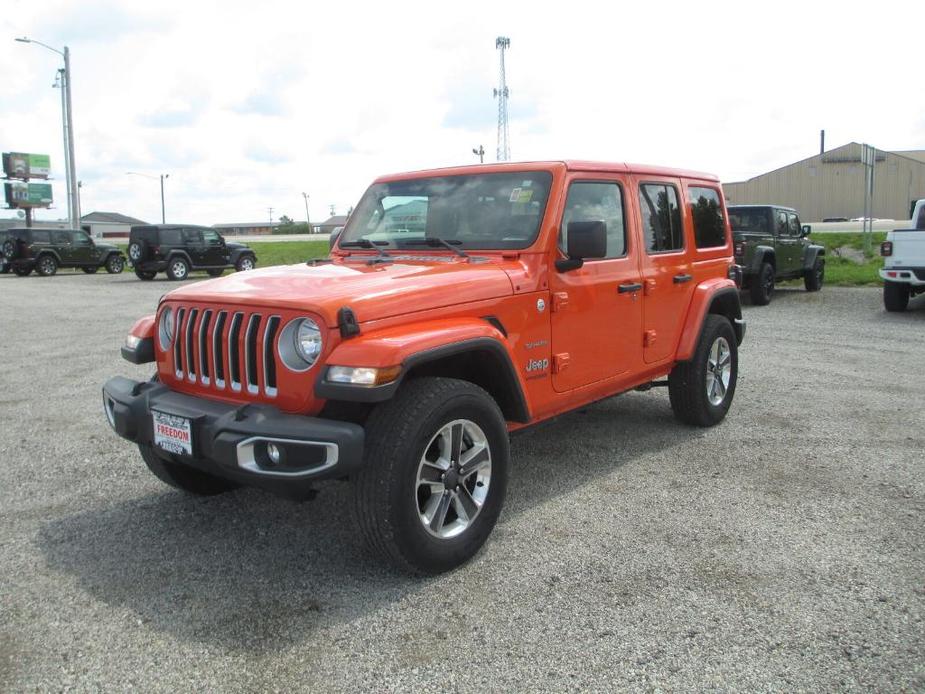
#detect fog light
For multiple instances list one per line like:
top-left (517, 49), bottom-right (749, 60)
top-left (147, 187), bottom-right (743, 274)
top-left (267, 442), bottom-right (281, 465)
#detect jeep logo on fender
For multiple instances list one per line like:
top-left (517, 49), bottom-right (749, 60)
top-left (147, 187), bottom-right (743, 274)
top-left (526, 358), bottom-right (549, 373)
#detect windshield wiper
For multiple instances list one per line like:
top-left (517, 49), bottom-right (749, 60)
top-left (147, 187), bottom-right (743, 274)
top-left (403, 237), bottom-right (469, 259)
top-left (339, 239), bottom-right (394, 264)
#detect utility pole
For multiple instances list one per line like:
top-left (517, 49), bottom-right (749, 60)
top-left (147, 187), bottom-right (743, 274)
top-left (494, 37), bottom-right (511, 162)
top-left (302, 192), bottom-right (311, 231)
top-left (472, 145), bottom-right (485, 163)
top-left (127, 172), bottom-right (169, 223)
top-left (329, 204), bottom-right (336, 217)
top-left (267, 207), bottom-right (274, 223)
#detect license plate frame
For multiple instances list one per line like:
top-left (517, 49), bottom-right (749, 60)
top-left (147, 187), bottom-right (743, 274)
top-left (152, 410), bottom-right (193, 456)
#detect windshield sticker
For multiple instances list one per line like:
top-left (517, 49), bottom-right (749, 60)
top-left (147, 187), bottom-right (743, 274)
top-left (515, 189), bottom-right (533, 203)
top-left (508, 187), bottom-right (522, 202)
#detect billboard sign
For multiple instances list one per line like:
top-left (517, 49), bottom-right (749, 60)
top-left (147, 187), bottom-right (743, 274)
top-left (2, 152), bottom-right (51, 180)
top-left (4, 181), bottom-right (53, 207)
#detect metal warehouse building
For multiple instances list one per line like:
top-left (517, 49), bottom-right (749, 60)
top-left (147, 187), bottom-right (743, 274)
top-left (722, 142), bottom-right (925, 223)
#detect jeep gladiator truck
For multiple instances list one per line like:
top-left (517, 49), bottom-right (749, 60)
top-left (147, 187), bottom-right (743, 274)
top-left (103, 161), bottom-right (746, 574)
top-left (727, 205), bottom-right (825, 305)
top-left (880, 199), bottom-right (925, 311)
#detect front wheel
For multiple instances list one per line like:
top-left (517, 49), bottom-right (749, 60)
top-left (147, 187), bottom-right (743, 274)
top-left (804, 258), bottom-right (824, 292)
top-left (166, 257), bottom-right (190, 281)
top-left (36, 255), bottom-right (58, 277)
top-left (883, 281), bottom-right (910, 312)
top-left (669, 315), bottom-right (738, 427)
top-left (235, 255), bottom-right (256, 272)
top-left (353, 377), bottom-right (510, 574)
top-left (749, 262), bottom-right (774, 305)
top-left (138, 443), bottom-right (238, 495)
top-left (105, 255), bottom-right (125, 274)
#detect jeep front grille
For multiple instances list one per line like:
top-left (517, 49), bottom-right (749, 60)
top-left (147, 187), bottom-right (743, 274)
top-left (168, 305), bottom-right (279, 398)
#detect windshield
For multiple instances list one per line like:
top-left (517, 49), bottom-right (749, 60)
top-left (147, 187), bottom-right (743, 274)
top-left (340, 171), bottom-right (553, 250)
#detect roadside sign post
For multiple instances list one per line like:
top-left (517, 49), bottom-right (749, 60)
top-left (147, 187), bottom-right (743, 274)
top-left (2, 153), bottom-right (54, 227)
top-left (861, 144), bottom-right (876, 254)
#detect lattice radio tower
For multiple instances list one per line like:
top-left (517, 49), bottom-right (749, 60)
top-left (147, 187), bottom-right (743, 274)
top-left (493, 36), bottom-right (511, 162)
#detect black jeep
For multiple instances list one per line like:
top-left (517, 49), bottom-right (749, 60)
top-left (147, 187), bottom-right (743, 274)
top-left (1, 227), bottom-right (125, 277)
top-left (727, 205), bottom-right (825, 305)
top-left (127, 225), bottom-right (257, 281)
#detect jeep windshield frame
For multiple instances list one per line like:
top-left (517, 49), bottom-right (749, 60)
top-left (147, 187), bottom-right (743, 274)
top-left (339, 171), bottom-right (553, 251)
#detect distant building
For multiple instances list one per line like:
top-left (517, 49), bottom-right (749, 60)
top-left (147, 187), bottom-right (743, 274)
top-left (316, 215), bottom-right (349, 234)
top-left (723, 142), bottom-right (925, 222)
top-left (212, 222), bottom-right (278, 236)
top-left (81, 211), bottom-right (148, 239)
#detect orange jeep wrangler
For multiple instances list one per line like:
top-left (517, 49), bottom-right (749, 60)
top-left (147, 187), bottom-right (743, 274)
top-left (103, 161), bottom-right (745, 573)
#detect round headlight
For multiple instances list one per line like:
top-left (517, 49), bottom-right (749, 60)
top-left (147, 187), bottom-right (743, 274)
top-left (278, 317), bottom-right (324, 371)
top-left (295, 319), bottom-right (323, 364)
top-left (158, 307), bottom-right (174, 350)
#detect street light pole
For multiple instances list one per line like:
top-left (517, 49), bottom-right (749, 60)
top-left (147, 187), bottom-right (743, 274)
top-left (16, 37), bottom-right (78, 229)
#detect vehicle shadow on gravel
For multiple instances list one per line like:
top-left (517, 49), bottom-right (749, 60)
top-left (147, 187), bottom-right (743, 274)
top-left (38, 392), bottom-right (695, 653)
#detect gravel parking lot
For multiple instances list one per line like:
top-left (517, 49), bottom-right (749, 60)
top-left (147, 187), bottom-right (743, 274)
top-left (1, 273), bottom-right (922, 692)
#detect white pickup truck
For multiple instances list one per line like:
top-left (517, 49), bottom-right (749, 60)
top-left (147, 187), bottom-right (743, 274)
top-left (880, 199), bottom-right (925, 311)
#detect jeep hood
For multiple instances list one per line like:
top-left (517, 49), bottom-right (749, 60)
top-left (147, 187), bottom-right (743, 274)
top-left (165, 258), bottom-right (515, 326)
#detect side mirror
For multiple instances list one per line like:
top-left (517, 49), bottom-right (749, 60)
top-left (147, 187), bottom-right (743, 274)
top-left (801, 224), bottom-right (812, 237)
top-left (556, 221), bottom-right (607, 272)
top-left (329, 227), bottom-right (344, 251)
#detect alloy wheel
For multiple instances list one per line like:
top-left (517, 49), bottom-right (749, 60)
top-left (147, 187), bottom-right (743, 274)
top-left (705, 336), bottom-right (732, 406)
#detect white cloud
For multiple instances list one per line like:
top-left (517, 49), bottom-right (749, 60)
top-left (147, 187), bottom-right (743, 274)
top-left (1, 0), bottom-right (922, 226)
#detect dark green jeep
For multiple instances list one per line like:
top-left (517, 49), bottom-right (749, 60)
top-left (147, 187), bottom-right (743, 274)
top-left (728, 205), bottom-right (825, 305)
top-left (1, 227), bottom-right (125, 277)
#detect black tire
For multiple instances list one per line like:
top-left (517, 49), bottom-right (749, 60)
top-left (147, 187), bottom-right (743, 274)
top-left (668, 314), bottom-right (738, 427)
top-left (353, 377), bottom-right (510, 574)
top-left (749, 262), bottom-right (774, 305)
top-left (166, 256), bottom-right (190, 281)
top-left (1, 260), bottom-right (11, 274)
top-left (82, 266), bottom-right (99, 274)
top-left (127, 241), bottom-right (146, 265)
top-left (13, 266), bottom-right (31, 277)
top-left (206, 268), bottom-right (225, 277)
top-left (1, 239), bottom-right (17, 260)
top-left (883, 281), bottom-right (910, 312)
top-left (235, 254), bottom-right (256, 272)
top-left (138, 443), bottom-right (238, 495)
top-left (105, 254), bottom-right (125, 274)
top-left (36, 254), bottom-right (58, 277)
top-left (134, 268), bottom-right (157, 281)
top-left (804, 258), bottom-right (824, 292)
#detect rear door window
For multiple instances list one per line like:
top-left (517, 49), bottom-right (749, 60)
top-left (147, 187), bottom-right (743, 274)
top-left (159, 229), bottom-right (182, 245)
top-left (31, 231), bottom-right (51, 243)
top-left (52, 231), bottom-right (71, 245)
top-left (639, 183), bottom-right (683, 252)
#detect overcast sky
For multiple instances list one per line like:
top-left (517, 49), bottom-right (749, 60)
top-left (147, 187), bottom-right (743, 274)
top-left (2, 0), bottom-right (923, 226)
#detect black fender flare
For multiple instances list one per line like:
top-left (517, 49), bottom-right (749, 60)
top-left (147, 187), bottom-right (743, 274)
top-left (803, 244), bottom-right (825, 271)
top-left (166, 250), bottom-right (194, 266)
top-left (748, 246), bottom-right (775, 274)
top-left (36, 249), bottom-right (63, 264)
top-left (228, 247), bottom-right (256, 264)
top-left (315, 337), bottom-right (531, 423)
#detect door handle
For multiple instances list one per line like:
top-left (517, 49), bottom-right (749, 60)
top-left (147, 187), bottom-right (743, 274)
top-left (673, 274), bottom-right (693, 284)
top-left (618, 282), bottom-right (643, 293)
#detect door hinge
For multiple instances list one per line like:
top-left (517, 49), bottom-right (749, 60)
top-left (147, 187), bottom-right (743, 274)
top-left (553, 353), bottom-right (570, 373)
top-left (644, 330), bottom-right (657, 347)
top-left (552, 291), bottom-right (569, 312)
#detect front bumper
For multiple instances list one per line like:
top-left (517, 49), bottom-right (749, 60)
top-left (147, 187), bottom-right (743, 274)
top-left (102, 376), bottom-right (364, 496)
top-left (880, 267), bottom-right (925, 286)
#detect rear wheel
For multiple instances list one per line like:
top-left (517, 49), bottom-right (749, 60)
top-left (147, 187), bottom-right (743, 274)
top-left (0, 261), bottom-right (9, 275)
top-left (235, 255), bottom-right (256, 272)
top-left (166, 256), bottom-right (190, 281)
top-left (36, 255), bottom-right (58, 277)
top-left (82, 266), bottom-right (99, 274)
top-left (13, 266), bottom-right (31, 277)
top-left (353, 377), bottom-right (509, 574)
top-left (883, 281), bottom-right (910, 312)
top-left (105, 254), bottom-right (125, 274)
top-left (749, 262), bottom-right (774, 305)
top-left (139, 443), bottom-right (238, 495)
top-left (804, 258), bottom-right (824, 292)
top-left (134, 268), bottom-right (156, 281)
top-left (669, 315), bottom-right (738, 427)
